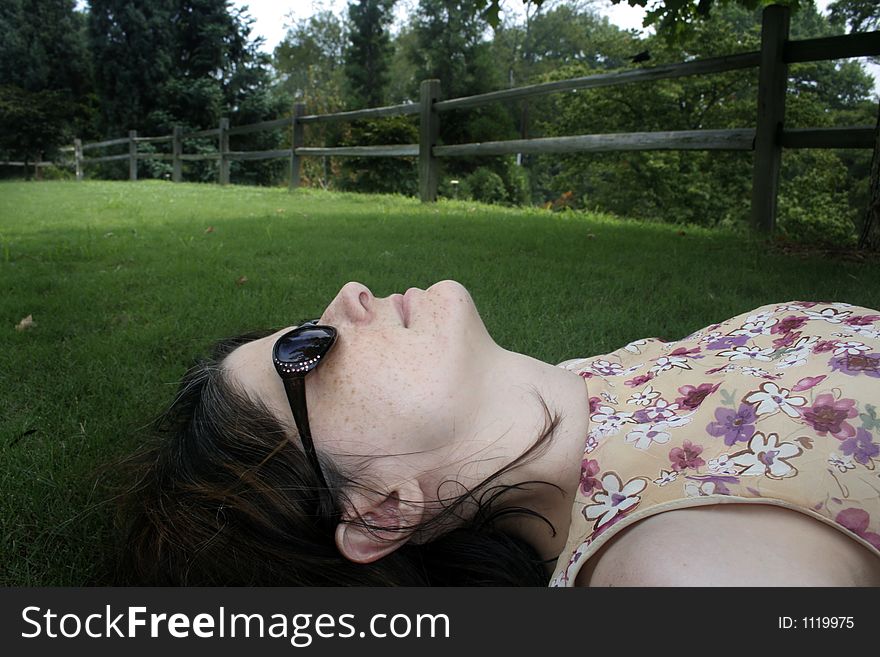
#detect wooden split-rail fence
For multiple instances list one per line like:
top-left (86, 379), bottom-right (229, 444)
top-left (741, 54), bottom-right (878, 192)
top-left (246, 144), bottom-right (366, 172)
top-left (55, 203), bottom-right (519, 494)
top-left (37, 6), bottom-right (880, 232)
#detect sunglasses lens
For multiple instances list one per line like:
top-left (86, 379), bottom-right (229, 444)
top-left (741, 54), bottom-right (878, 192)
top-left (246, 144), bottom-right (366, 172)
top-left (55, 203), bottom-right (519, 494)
top-left (274, 326), bottom-right (336, 374)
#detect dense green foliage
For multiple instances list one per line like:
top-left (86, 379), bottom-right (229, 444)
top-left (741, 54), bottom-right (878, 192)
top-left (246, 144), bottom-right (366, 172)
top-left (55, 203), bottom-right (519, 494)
top-left (0, 0), bottom-right (94, 169)
top-left (522, 3), bottom-right (875, 244)
top-left (478, 1), bottom-right (802, 38)
top-left (2, 180), bottom-right (879, 585)
top-left (85, 0), bottom-right (285, 183)
top-left (344, 0), bottom-right (397, 108)
top-left (1, 0), bottom-right (878, 241)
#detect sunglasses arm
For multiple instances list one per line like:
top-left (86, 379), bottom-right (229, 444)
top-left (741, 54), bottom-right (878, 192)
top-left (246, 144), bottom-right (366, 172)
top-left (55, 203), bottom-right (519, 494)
top-left (282, 377), bottom-right (323, 475)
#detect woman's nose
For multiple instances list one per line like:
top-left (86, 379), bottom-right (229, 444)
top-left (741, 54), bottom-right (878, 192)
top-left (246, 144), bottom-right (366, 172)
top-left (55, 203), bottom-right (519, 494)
top-left (340, 281), bottom-right (373, 322)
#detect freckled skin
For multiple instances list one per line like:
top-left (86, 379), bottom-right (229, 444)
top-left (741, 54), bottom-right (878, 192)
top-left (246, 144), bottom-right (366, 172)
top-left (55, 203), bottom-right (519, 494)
top-left (222, 279), bottom-right (593, 562)
top-left (224, 280), bottom-right (506, 485)
top-left (220, 281), bottom-right (880, 584)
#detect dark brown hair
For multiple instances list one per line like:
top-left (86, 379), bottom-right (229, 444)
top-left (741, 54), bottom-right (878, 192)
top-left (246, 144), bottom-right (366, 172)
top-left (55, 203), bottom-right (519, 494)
top-left (117, 330), bottom-right (563, 586)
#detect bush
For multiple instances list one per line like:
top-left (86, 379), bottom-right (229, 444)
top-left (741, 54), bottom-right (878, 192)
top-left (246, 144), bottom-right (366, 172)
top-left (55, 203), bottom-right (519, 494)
top-left (777, 151), bottom-right (858, 246)
top-left (777, 196), bottom-right (858, 247)
top-left (38, 164), bottom-right (75, 181)
top-left (501, 157), bottom-right (531, 206)
top-left (460, 167), bottom-right (508, 204)
top-left (137, 142), bottom-right (172, 180)
top-left (335, 117), bottom-right (418, 195)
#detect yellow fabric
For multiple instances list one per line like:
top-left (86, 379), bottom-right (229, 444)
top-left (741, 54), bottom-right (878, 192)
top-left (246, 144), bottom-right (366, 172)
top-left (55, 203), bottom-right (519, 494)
top-left (549, 301), bottom-right (880, 587)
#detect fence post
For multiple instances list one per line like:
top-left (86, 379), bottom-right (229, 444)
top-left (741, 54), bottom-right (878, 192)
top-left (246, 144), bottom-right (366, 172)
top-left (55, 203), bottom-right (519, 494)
top-left (857, 101), bottom-right (880, 250)
top-left (219, 117), bottom-right (230, 185)
top-left (128, 130), bottom-right (138, 181)
top-left (172, 126), bottom-right (182, 183)
top-left (750, 4), bottom-right (790, 233)
top-left (289, 102), bottom-right (305, 191)
top-left (74, 138), bottom-right (83, 181)
top-left (419, 79), bottom-right (441, 202)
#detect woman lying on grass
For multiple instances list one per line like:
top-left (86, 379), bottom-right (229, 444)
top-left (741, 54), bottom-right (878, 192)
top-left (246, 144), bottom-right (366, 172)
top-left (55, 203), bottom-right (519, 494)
top-left (121, 280), bottom-right (880, 586)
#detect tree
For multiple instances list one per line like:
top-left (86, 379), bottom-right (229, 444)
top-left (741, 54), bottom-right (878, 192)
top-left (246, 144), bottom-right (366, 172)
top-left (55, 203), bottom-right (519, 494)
top-left (476, 1), bottom-right (805, 42)
top-left (274, 10), bottom-right (348, 187)
top-left (0, 87), bottom-right (68, 175)
top-left (828, 0), bottom-right (880, 32)
top-left (402, 0), bottom-right (521, 192)
top-left (526, 2), bottom-right (873, 244)
top-left (409, 0), bottom-right (502, 101)
top-left (87, 1), bottom-right (279, 181)
top-left (89, 0), bottom-right (271, 134)
top-left (0, 0), bottom-right (94, 171)
top-left (274, 10), bottom-right (347, 104)
top-left (88, 0), bottom-right (176, 133)
top-left (344, 0), bottom-right (396, 108)
top-left (492, 1), bottom-right (630, 86)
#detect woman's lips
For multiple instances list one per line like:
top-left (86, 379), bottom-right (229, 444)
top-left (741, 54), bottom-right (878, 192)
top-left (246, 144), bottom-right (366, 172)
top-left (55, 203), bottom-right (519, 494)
top-left (392, 293), bottom-right (407, 327)
top-left (403, 288), bottom-right (421, 327)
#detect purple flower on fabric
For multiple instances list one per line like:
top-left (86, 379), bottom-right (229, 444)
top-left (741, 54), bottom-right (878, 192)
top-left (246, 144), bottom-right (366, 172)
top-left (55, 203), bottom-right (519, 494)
top-left (669, 440), bottom-right (706, 472)
top-left (801, 393), bottom-right (858, 439)
top-left (812, 340), bottom-right (837, 354)
top-left (772, 330), bottom-right (801, 348)
top-left (580, 459), bottom-right (601, 496)
top-left (835, 508), bottom-right (880, 551)
top-left (624, 373), bottom-right (654, 388)
top-left (770, 315), bottom-right (807, 335)
top-left (828, 353), bottom-right (880, 378)
top-left (705, 335), bottom-right (749, 351)
top-left (839, 428), bottom-right (879, 465)
top-left (706, 404), bottom-right (756, 446)
top-left (792, 374), bottom-right (826, 392)
top-left (669, 346), bottom-right (703, 359)
top-left (844, 314), bottom-right (880, 326)
top-left (675, 382), bottom-right (720, 410)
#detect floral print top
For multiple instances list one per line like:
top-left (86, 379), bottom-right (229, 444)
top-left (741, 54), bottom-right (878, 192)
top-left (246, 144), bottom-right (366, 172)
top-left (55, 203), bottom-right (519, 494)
top-left (549, 301), bottom-right (880, 587)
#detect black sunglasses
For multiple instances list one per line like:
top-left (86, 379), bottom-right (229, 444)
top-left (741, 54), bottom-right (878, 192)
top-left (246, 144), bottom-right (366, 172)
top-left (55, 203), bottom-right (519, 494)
top-left (272, 319), bottom-right (337, 491)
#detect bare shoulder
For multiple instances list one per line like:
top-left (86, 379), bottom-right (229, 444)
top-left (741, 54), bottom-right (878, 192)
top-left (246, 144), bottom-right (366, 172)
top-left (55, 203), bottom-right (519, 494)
top-left (575, 504), bottom-right (880, 587)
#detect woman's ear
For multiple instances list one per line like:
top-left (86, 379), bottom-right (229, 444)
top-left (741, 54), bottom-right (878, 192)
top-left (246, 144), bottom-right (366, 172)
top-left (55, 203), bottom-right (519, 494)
top-left (334, 479), bottom-right (425, 564)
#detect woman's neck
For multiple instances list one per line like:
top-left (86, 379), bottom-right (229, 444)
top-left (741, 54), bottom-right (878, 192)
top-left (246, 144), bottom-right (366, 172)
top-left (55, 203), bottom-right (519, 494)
top-left (436, 346), bottom-right (592, 567)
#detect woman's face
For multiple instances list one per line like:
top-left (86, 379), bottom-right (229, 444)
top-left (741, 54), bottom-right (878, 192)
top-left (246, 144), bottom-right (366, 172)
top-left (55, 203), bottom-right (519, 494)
top-left (224, 280), bottom-right (498, 479)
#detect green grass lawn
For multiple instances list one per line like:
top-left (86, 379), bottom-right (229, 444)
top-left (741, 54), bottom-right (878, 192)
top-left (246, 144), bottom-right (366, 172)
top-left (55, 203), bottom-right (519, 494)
top-left (2, 179), bottom-right (878, 585)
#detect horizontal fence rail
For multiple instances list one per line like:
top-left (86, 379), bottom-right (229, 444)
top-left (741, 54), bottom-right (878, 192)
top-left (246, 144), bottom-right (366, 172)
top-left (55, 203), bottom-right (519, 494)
top-left (57, 5), bottom-right (878, 234)
top-left (0, 160), bottom-right (54, 167)
top-left (295, 145), bottom-right (419, 157)
top-left (784, 31), bottom-right (880, 63)
top-left (228, 149), bottom-right (293, 161)
top-left (298, 102), bottom-right (420, 124)
top-left (134, 135), bottom-right (173, 144)
top-left (781, 127), bottom-right (875, 149)
top-left (434, 129), bottom-right (758, 157)
top-left (434, 52), bottom-right (763, 112)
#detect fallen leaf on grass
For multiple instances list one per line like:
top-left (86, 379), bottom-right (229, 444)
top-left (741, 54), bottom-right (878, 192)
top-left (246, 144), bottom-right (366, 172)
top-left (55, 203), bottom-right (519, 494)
top-left (236, 276), bottom-right (248, 286)
top-left (15, 314), bottom-right (35, 331)
top-left (204, 226), bottom-right (215, 234)
top-left (10, 428), bottom-right (37, 447)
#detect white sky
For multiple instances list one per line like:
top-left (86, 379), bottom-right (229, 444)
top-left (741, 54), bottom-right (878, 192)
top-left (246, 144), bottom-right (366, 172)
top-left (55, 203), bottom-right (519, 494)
top-left (234, 0), bottom-right (878, 97)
